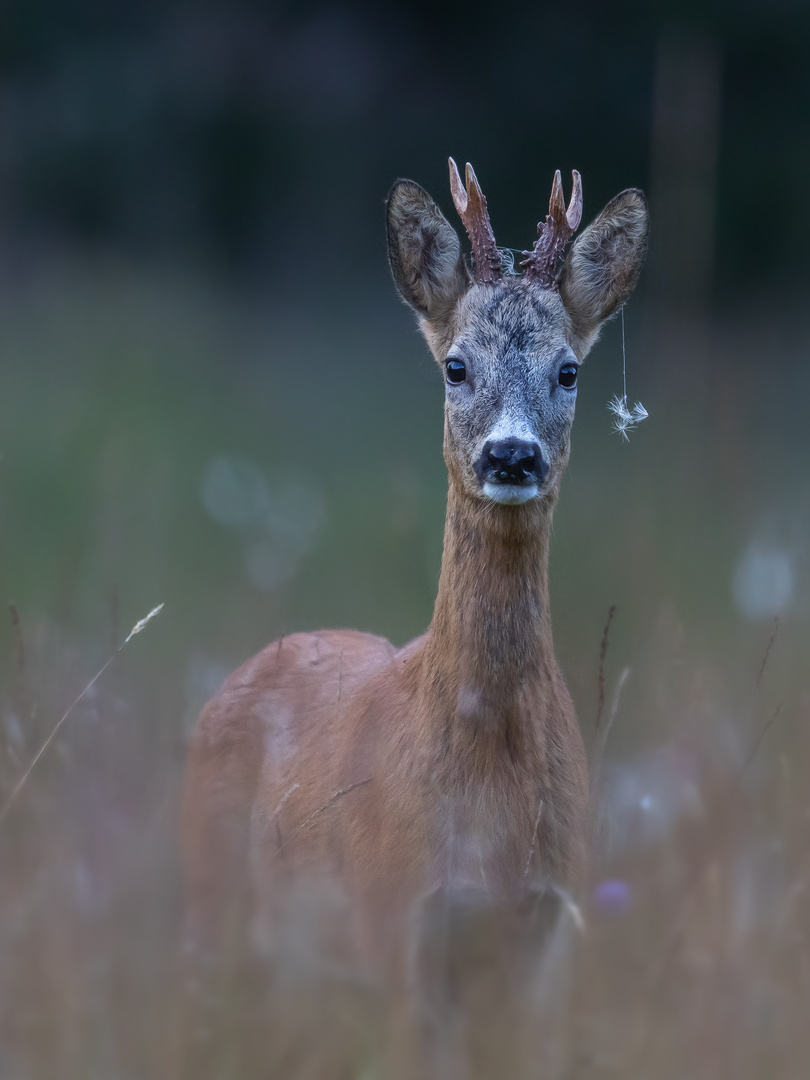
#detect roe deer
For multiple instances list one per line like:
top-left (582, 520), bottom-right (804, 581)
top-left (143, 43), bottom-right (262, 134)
top-left (182, 160), bottom-right (649, 972)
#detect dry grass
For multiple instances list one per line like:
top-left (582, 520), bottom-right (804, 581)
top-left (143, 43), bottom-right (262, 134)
top-left (0, 607), bottom-right (807, 1080)
top-left (1, 267), bottom-right (808, 1077)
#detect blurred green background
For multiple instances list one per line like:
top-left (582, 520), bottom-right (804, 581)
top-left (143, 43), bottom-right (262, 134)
top-left (0, 0), bottom-right (807, 751)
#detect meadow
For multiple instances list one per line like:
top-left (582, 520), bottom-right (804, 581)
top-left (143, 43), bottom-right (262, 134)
top-left (1, 255), bottom-right (808, 1078)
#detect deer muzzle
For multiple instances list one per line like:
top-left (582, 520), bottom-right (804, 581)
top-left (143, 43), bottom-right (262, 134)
top-left (475, 438), bottom-right (549, 504)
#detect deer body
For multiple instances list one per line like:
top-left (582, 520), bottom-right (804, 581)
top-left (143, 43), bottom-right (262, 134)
top-left (183, 161), bottom-right (648, 959)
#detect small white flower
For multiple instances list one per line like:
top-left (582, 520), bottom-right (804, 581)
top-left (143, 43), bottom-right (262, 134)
top-left (608, 394), bottom-right (649, 441)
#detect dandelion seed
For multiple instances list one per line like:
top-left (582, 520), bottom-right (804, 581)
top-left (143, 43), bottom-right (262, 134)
top-left (608, 394), bottom-right (649, 441)
top-left (607, 306), bottom-right (648, 441)
top-left (125, 603), bottom-right (165, 643)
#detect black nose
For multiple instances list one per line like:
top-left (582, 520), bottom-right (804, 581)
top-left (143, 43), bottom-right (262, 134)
top-left (483, 439), bottom-right (548, 484)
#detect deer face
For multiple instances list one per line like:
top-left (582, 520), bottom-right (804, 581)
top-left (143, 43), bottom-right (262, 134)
top-left (387, 164), bottom-right (649, 508)
top-left (426, 281), bottom-right (577, 505)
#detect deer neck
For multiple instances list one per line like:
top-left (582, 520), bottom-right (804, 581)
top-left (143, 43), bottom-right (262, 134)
top-left (421, 478), bottom-right (558, 754)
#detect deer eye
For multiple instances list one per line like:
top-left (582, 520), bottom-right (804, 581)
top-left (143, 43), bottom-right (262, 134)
top-left (445, 359), bottom-right (467, 384)
top-left (558, 363), bottom-right (578, 389)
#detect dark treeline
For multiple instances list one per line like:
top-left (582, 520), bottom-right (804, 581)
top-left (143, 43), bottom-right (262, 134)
top-left (1, 0), bottom-right (808, 296)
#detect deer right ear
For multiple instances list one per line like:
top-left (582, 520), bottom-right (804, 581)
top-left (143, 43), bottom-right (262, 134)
top-left (558, 188), bottom-right (649, 355)
top-left (386, 180), bottom-right (470, 320)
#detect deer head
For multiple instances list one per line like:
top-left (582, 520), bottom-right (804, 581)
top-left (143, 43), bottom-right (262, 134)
top-left (386, 160), bottom-right (648, 507)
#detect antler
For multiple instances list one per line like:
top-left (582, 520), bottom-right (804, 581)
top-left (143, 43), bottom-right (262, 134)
top-left (521, 170), bottom-right (583, 287)
top-left (448, 158), bottom-right (503, 285)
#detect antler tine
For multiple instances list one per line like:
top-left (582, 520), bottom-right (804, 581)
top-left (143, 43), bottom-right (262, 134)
top-left (567, 169), bottom-right (583, 231)
top-left (448, 157), bottom-right (503, 285)
top-left (448, 156), bottom-right (468, 215)
top-left (549, 170), bottom-right (566, 220)
top-left (522, 169), bottom-right (583, 287)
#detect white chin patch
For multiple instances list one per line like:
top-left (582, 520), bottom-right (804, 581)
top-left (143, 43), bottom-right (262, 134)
top-left (482, 482), bottom-right (540, 505)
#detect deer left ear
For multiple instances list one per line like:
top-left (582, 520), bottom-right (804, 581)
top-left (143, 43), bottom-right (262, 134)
top-left (559, 189), bottom-right (649, 354)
